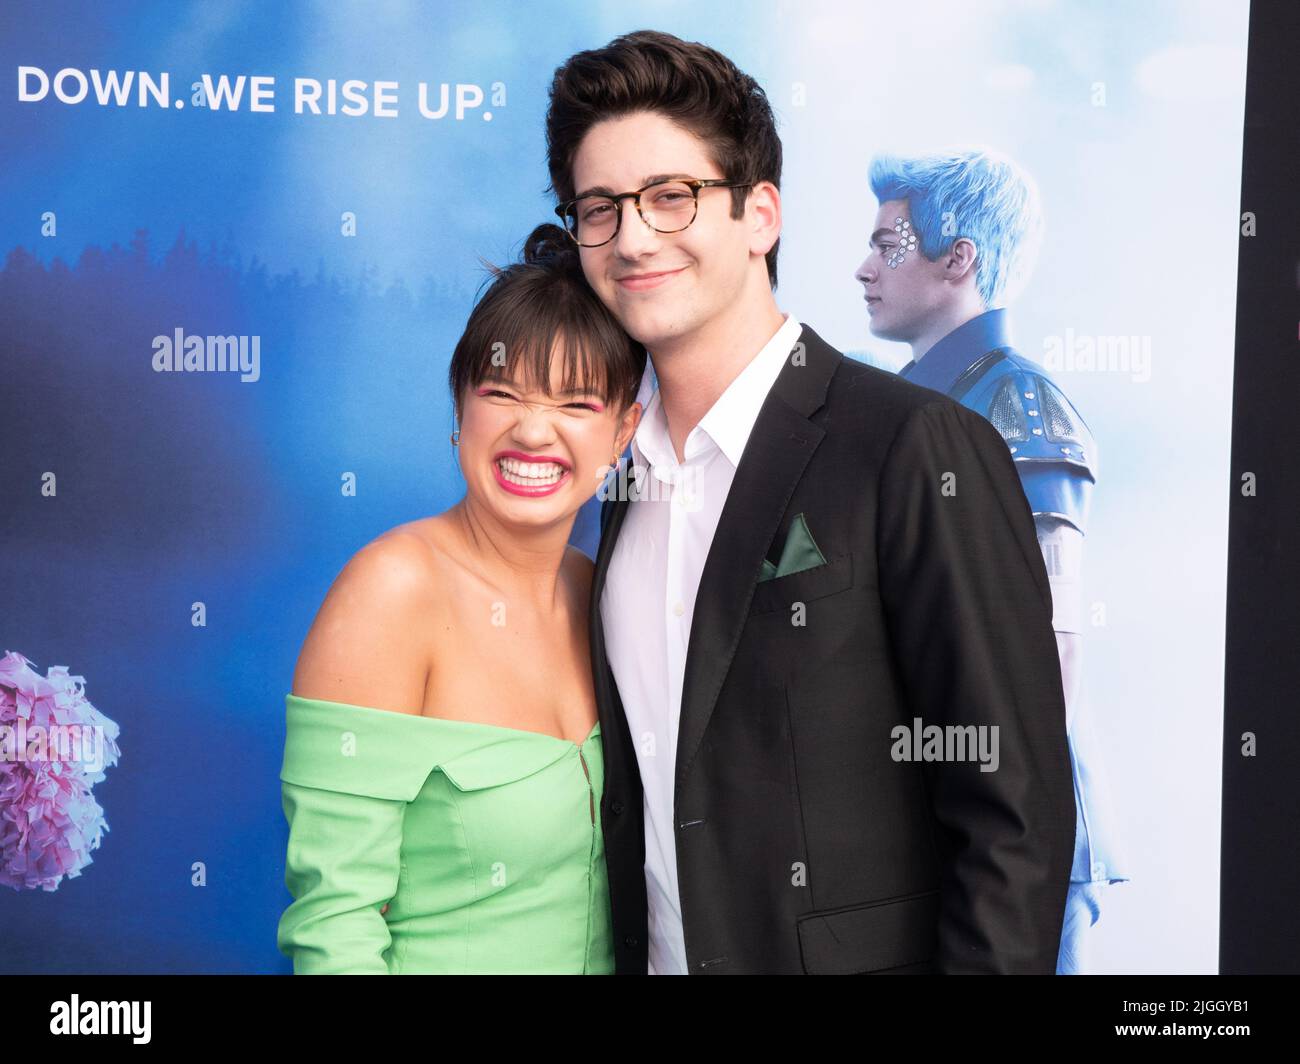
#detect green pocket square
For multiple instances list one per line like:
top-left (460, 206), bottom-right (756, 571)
top-left (757, 512), bottom-right (827, 582)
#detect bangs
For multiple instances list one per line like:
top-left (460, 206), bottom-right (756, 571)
top-left (468, 319), bottom-right (612, 403)
top-left (451, 263), bottom-right (643, 414)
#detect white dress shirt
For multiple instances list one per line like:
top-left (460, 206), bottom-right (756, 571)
top-left (599, 311), bottom-right (804, 975)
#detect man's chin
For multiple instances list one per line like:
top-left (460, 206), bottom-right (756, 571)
top-left (867, 317), bottom-right (905, 344)
top-left (616, 302), bottom-right (684, 346)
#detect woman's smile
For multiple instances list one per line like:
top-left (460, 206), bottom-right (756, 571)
top-left (492, 453), bottom-right (573, 497)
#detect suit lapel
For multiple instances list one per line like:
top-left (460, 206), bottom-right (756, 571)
top-left (676, 324), bottom-right (839, 785)
top-left (591, 471), bottom-right (634, 758)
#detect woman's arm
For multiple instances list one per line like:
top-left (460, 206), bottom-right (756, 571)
top-left (278, 530), bottom-right (440, 974)
top-left (277, 778), bottom-right (405, 974)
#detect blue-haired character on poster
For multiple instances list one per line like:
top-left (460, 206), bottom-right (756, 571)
top-left (853, 147), bottom-right (1130, 974)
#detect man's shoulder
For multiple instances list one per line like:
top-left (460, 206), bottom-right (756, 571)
top-left (978, 347), bottom-right (1091, 419)
top-left (960, 346), bottom-right (1099, 475)
top-left (825, 347), bottom-right (972, 430)
top-left (780, 339), bottom-right (1000, 495)
top-left (808, 330), bottom-right (1057, 450)
top-left (797, 325), bottom-right (948, 411)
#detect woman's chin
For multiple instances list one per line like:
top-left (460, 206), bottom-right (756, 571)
top-left (473, 482), bottom-right (576, 526)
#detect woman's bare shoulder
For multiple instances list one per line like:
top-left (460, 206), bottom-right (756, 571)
top-left (290, 523), bottom-right (442, 715)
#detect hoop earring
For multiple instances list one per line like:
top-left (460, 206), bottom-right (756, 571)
top-left (450, 430), bottom-right (460, 446)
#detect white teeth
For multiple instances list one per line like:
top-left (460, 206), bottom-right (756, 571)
top-left (497, 457), bottom-right (567, 486)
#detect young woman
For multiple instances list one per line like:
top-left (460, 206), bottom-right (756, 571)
top-left (276, 223), bottom-right (644, 974)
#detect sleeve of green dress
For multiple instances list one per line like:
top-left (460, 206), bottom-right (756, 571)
top-left (275, 694), bottom-right (439, 975)
top-left (277, 778), bottom-right (405, 974)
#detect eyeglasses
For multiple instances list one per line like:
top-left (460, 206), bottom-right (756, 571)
top-left (554, 177), bottom-right (753, 248)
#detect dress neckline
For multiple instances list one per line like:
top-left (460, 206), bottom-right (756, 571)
top-left (287, 694), bottom-right (600, 749)
top-left (419, 714), bottom-right (600, 750)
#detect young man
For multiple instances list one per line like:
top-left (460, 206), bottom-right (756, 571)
top-left (546, 30), bottom-right (1076, 974)
top-left (855, 148), bottom-right (1130, 973)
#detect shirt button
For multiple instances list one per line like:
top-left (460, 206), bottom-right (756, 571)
top-left (1092, 862), bottom-right (1106, 879)
top-left (673, 602), bottom-right (685, 617)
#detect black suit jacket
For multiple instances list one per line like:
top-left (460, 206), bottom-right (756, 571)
top-left (590, 322), bottom-right (1076, 974)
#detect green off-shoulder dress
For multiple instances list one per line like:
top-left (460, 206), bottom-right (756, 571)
top-left (276, 694), bottom-right (615, 974)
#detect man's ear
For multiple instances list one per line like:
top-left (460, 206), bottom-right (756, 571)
top-left (944, 237), bottom-right (978, 282)
top-left (748, 181), bottom-right (781, 258)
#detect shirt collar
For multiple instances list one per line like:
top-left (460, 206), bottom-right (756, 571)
top-left (628, 362), bottom-right (658, 472)
top-left (630, 312), bottom-right (803, 473)
top-left (898, 307), bottom-right (1011, 392)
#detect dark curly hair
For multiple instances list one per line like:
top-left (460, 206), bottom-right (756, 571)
top-left (544, 29), bottom-right (783, 288)
top-left (447, 222), bottom-right (647, 424)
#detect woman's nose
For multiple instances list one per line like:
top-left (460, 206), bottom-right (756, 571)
top-left (510, 406), bottom-right (562, 446)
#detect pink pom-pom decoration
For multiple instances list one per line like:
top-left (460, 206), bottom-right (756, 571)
top-left (0, 650), bottom-right (121, 892)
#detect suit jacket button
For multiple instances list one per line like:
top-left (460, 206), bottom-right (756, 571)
top-left (611, 800), bottom-right (624, 815)
top-left (624, 935), bottom-right (638, 947)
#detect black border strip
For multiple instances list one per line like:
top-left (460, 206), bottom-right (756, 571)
top-left (1220, 0), bottom-right (1300, 974)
